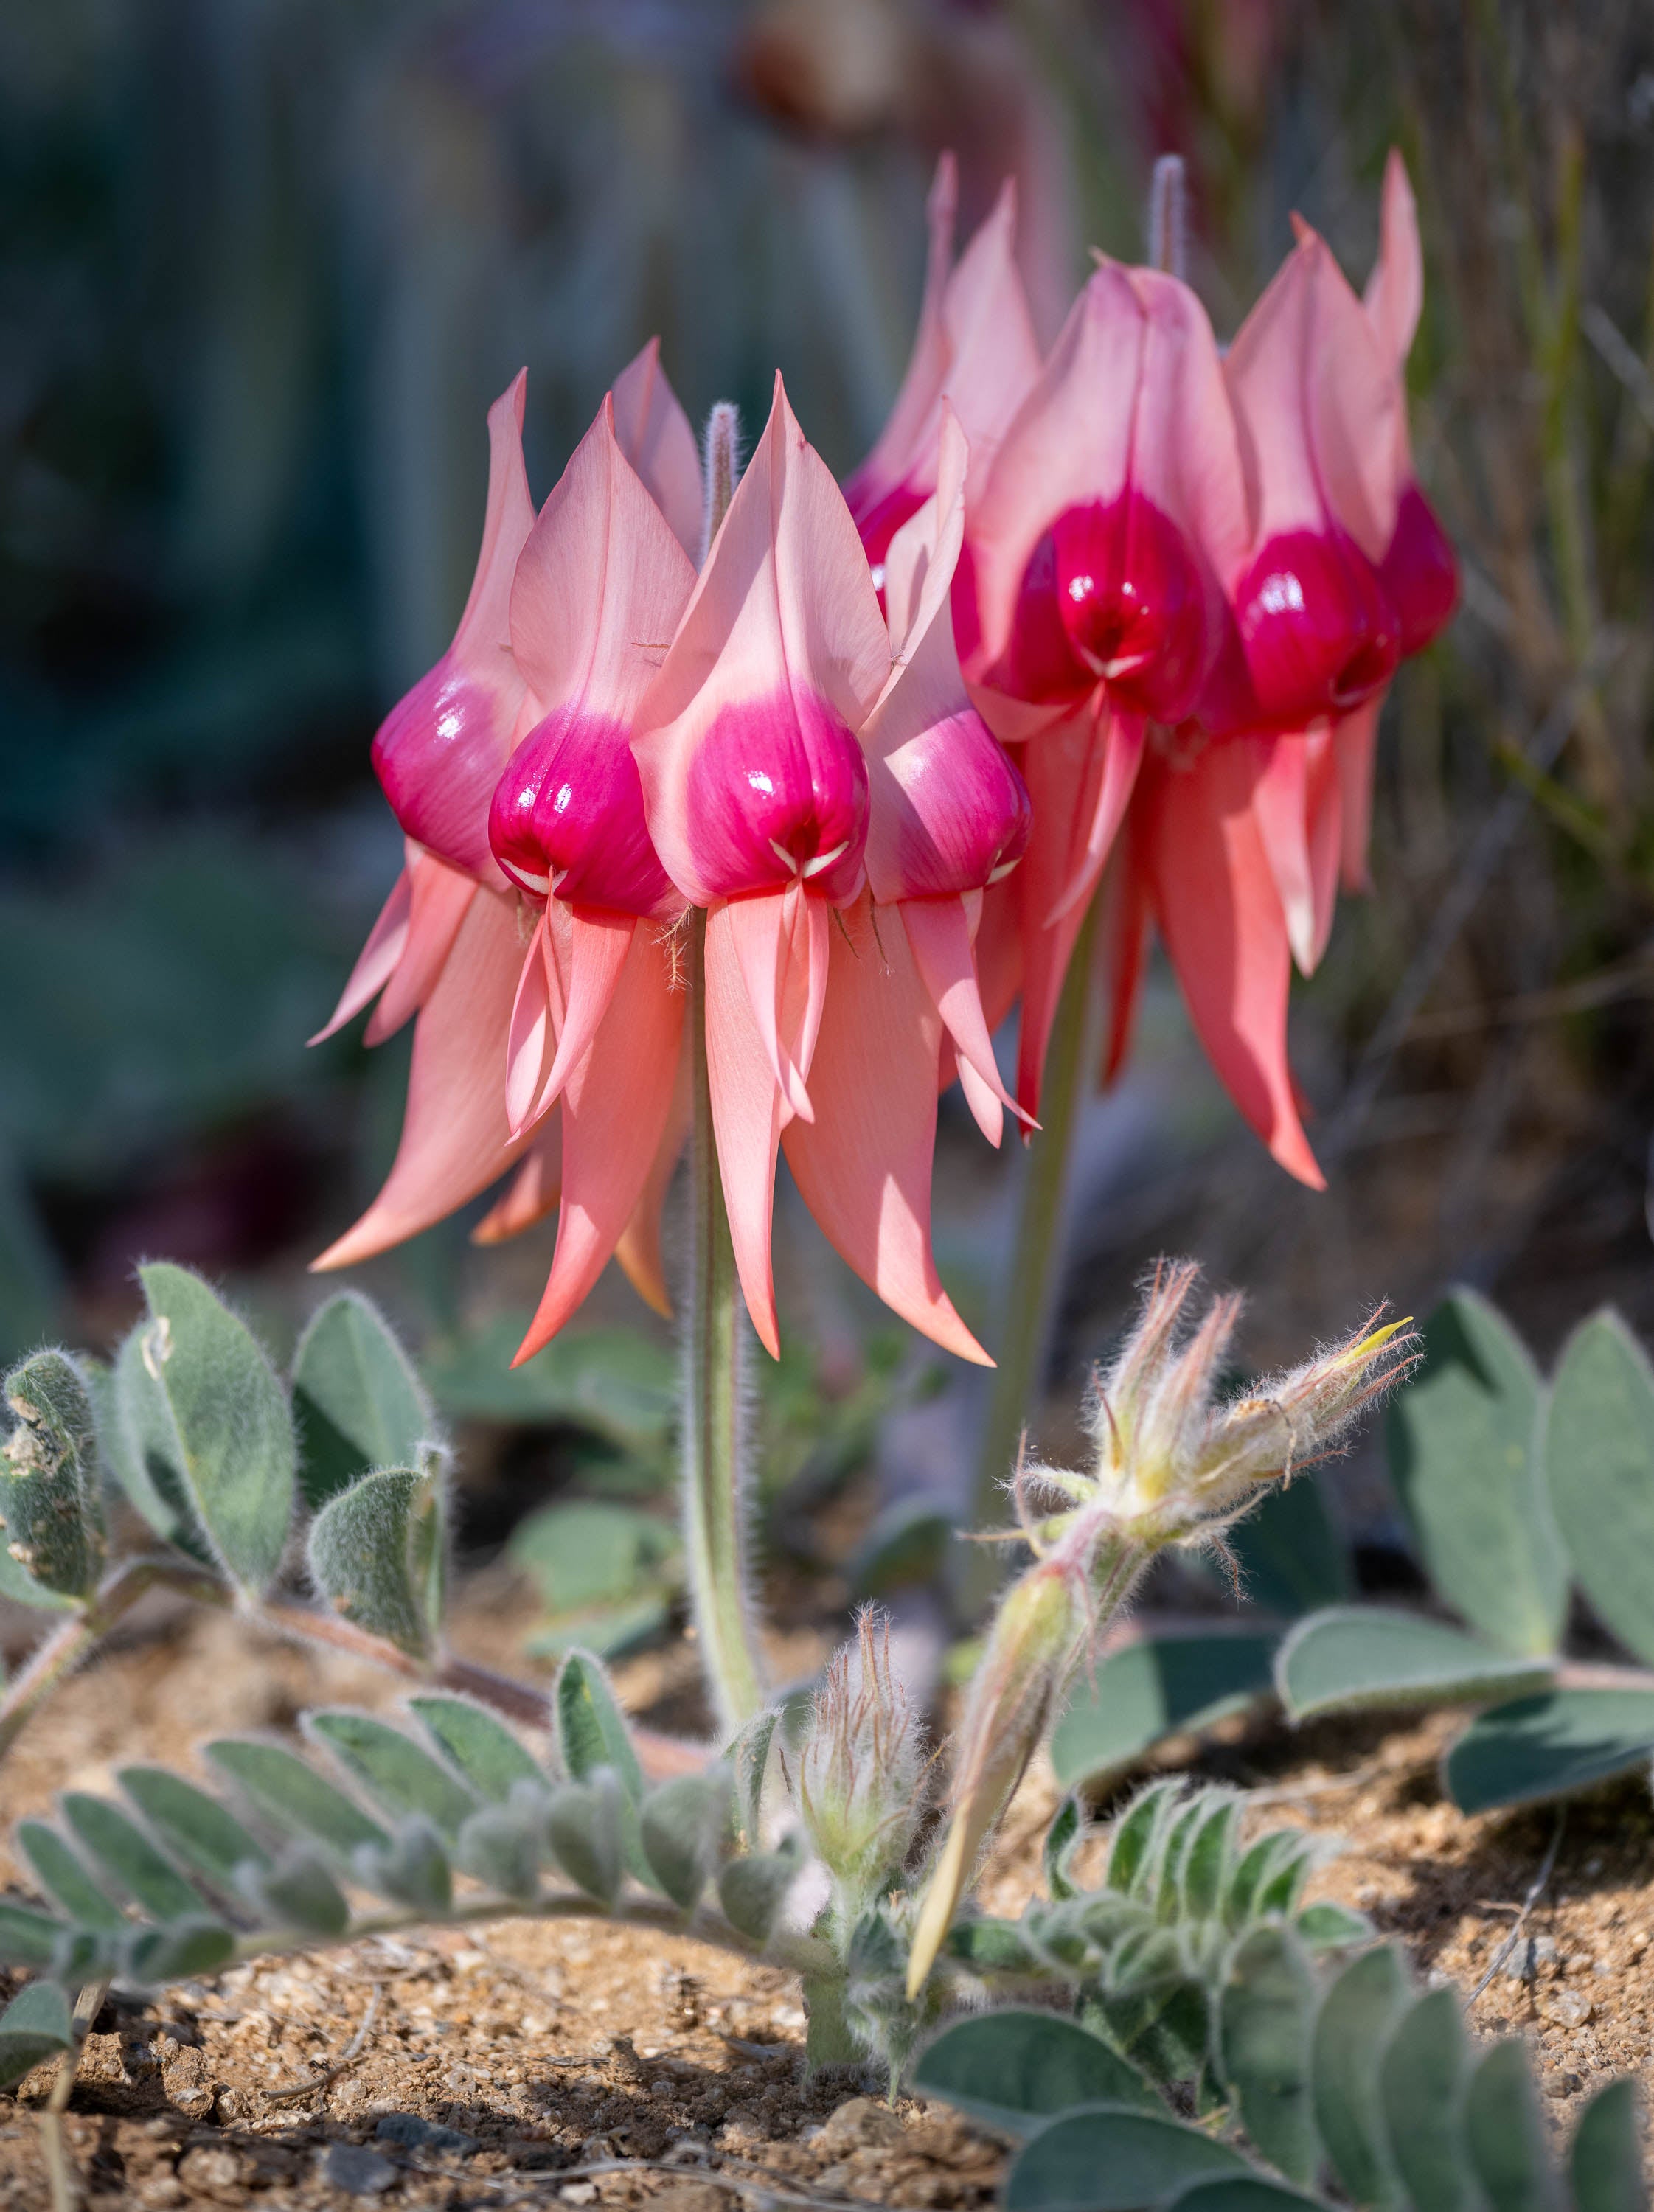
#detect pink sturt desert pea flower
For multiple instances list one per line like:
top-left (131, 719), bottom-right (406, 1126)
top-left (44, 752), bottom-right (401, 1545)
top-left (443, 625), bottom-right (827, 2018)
top-left (842, 153), bottom-right (1041, 586)
top-left (631, 378), bottom-right (1025, 1365)
top-left (313, 344), bottom-right (705, 1351)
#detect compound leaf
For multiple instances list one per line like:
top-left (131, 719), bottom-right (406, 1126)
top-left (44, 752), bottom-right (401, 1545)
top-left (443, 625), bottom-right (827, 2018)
top-left (305, 1711), bottom-right (477, 1840)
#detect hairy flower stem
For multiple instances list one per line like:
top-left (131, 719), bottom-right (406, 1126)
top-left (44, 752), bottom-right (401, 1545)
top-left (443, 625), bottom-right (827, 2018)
top-left (960, 895), bottom-right (1100, 1621)
top-left (683, 908), bottom-right (767, 1737)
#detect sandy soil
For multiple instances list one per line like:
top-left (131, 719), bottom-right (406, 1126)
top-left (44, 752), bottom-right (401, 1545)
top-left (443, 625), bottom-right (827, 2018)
top-left (1, 1582), bottom-right (1650, 2208)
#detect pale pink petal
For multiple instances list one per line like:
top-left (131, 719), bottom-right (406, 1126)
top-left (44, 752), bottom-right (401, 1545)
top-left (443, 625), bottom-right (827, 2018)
top-left (782, 895), bottom-right (991, 1366)
top-left (513, 922), bottom-right (686, 1362)
top-left (632, 375), bottom-right (887, 908)
top-left (935, 178), bottom-right (1043, 490)
top-left (364, 844), bottom-right (479, 1045)
top-left (1304, 726), bottom-right (1343, 971)
top-left (1250, 735), bottom-right (1316, 976)
top-left (902, 891), bottom-right (1029, 1141)
top-left (1363, 151), bottom-right (1423, 376)
top-left (1334, 696), bottom-right (1381, 892)
top-left (310, 866), bottom-right (411, 1045)
top-left (523, 905), bottom-right (636, 1127)
top-left (726, 887), bottom-right (815, 1124)
top-left (1047, 703), bottom-right (1146, 923)
top-left (704, 900), bottom-right (785, 1357)
top-left (954, 1054), bottom-right (1004, 1147)
top-left (1099, 822), bottom-right (1153, 1088)
top-left (313, 886), bottom-right (528, 1267)
top-left (372, 375), bottom-right (535, 880)
top-left (472, 1116), bottom-right (563, 1245)
top-left (611, 336), bottom-right (704, 561)
top-left (1141, 740), bottom-right (1324, 1187)
top-left (1012, 703), bottom-right (1119, 1119)
top-left (613, 1037), bottom-right (692, 1319)
top-left (844, 153), bottom-right (958, 542)
top-left (506, 908), bottom-right (558, 1135)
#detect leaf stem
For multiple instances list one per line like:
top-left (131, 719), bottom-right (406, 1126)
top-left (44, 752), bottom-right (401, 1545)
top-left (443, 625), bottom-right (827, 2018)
top-left (681, 909), bottom-right (768, 1738)
top-left (38, 1978), bottom-right (106, 2212)
top-left (959, 894), bottom-right (1100, 1621)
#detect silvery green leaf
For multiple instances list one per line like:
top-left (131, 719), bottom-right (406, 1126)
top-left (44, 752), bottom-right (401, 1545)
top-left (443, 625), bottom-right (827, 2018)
top-left (15, 1821), bottom-right (125, 1930)
top-left (119, 1919), bottom-right (236, 1986)
top-left (456, 1806), bottom-right (542, 1903)
top-left (1220, 1927), bottom-right (1318, 2185)
top-left (0, 1902), bottom-right (64, 1968)
top-left (1570, 2079), bottom-right (1646, 2212)
top-left (1312, 1942), bottom-right (1410, 2209)
top-left (1043, 1793), bottom-right (1085, 1905)
top-left (640, 1772), bottom-right (729, 1911)
top-left (206, 1738), bottom-right (388, 1859)
top-left (52, 1928), bottom-right (114, 1984)
top-left (117, 1767), bottom-right (269, 1891)
top-left (729, 1706), bottom-right (781, 1848)
top-left (0, 1981), bottom-right (72, 2089)
top-left (292, 1290), bottom-right (439, 1511)
top-left (102, 1323), bottom-right (207, 1559)
top-left (1, 1350), bottom-right (105, 1599)
top-left (717, 1834), bottom-right (801, 1944)
top-left (409, 1694), bottom-right (546, 1802)
top-left (305, 1711), bottom-right (476, 1840)
top-left (240, 1847), bottom-right (351, 1937)
top-left (543, 1778), bottom-right (622, 1906)
top-left (134, 1263), bottom-right (296, 1593)
top-left (354, 1820), bottom-right (452, 1915)
top-left (307, 1466), bottom-right (445, 1660)
top-left (1464, 2039), bottom-right (1552, 2212)
top-left (555, 1651), bottom-right (643, 1799)
top-left (60, 1792), bottom-right (206, 1923)
top-left (911, 2009), bottom-right (1158, 2137)
top-left (1379, 1987), bottom-right (1472, 2212)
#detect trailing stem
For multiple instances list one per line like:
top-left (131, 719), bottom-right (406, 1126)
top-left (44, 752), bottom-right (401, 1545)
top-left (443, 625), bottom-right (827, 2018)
top-left (682, 909), bottom-right (768, 1738)
top-left (959, 895), bottom-right (1099, 1621)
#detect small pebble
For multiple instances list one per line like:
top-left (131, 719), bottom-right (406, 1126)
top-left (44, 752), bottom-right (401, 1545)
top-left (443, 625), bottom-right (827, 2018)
top-left (319, 2141), bottom-right (400, 2197)
top-left (375, 2112), bottom-right (480, 2155)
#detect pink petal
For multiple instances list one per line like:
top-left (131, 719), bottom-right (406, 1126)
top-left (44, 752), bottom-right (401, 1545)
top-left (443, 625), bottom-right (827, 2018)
top-left (1363, 151), bottom-right (1423, 375)
top-left (782, 894), bottom-right (991, 1366)
top-left (1250, 736), bottom-right (1315, 975)
top-left (364, 843), bottom-right (478, 1046)
top-left (722, 883), bottom-right (831, 1124)
top-left (1334, 696), bottom-right (1381, 893)
top-left (1141, 740), bottom-right (1324, 1188)
top-left (472, 1116), bottom-right (563, 1245)
top-left (844, 154), bottom-right (958, 549)
top-left (313, 885), bottom-right (528, 1267)
top-left (489, 700), bottom-right (676, 917)
top-left (507, 908), bottom-right (559, 1135)
top-left (934, 177), bottom-right (1043, 488)
top-left (1304, 726), bottom-right (1343, 972)
top-left (372, 375), bottom-right (535, 880)
top-left (309, 865), bottom-right (411, 1045)
top-left (1099, 824), bottom-right (1153, 1088)
top-left (613, 1041), bottom-right (692, 1320)
top-left (902, 891), bottom-right (1029, 1144)
top-left (1380, 481), bottom-right (1459, 659)
top-left (704, 900), bottom-right (786, 1357)
top-left (533, 904), bottom-right (650, 1130)
top-left (513, 921), bottom-right (686, 1361)
top-left (632, 375), bottom-right (888, 908)
top-left (611, 336), bottom-right (704, 562)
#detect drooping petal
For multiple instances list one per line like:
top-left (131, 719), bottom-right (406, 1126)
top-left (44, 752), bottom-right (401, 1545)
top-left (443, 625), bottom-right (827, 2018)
top-left (310, 866), bottom-right (411, 1045)
top-left (513, 921), bottom-right (686, 1362)
top-left (782, 895), bottom-right (991, 1366)
top-left (1249, 729), bottom-right (1342, 978)
top-left (313, 885), bottom-right (528, 1267)
top-left (611, 335), bottom-right (704, 563)
top-left (966, 261), bottom-right (1248, 737)
top-left (902, 891), bottom-right (1029, 1144)
top-left (1139, 739), bottom-right (1324, 1187)
top-left (372, 375), bottom-right (535, 880)
top-left (529, 905), bottom-right (638, 1124)
top-left (364, 843), bottom-right (479, 1045)
top-left (723, 883), bottom-right (829, 1124)
top-left (613, 1037), bottom-right (692, 1319)
top-left (863, 407), bottom-right (1032, 905)
top-left (632, 375), bottom-right (887, 908)
top-left (1333, 696), bottom-right (1381, 892)
top-left (1099, 819), bottom-right (1153, 1088)
top-left (472, 1116), bottom-right (563, 1245)
top-left (506, 907), bottom-right (560, 1135)
top-left (703, 900), bottom-right (786, 1357)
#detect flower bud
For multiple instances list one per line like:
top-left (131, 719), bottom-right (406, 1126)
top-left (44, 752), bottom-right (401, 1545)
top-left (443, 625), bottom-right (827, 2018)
top-left (796, 1611), bottom-right (929, 1928)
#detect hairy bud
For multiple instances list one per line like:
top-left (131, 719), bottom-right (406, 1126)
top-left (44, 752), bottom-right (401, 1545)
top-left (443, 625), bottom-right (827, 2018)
top-left (796, 1611), bottom-right (928, 1930)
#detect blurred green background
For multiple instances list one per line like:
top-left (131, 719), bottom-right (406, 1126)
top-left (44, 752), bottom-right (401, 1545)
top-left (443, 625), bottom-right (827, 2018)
top-left (2, 0), bottom-right (1652, 1631)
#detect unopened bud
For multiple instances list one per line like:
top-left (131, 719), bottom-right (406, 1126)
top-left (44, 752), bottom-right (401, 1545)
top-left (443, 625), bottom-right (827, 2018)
top-left (796, 1611), bottom-right (928, 1929)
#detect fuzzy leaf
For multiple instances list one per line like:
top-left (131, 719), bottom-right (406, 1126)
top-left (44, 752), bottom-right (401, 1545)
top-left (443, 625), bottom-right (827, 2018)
top-left (1445, 1688), bottom-right (1654, 1812)
top-left (118, 1767), bottom-right (269, 1891)
top-left (641, 1773), bottom-right (728, 1910)
top-left (60, 1792), bottom-right (206, 1922)
top-left (355, 1820), bottom-right (452, 1915)
top-left (1220, 1927), bottom-right (1318, 2185)
top-left (543, 1779), bottom-right (622, 1907)
top-left (206, 1737), bottom-right (388, 1858)
top-left (0, 1980), bottom-right (72, 2088)
top-left (307, 1466), bottom-right (445, 1660)
top-left (729, 1707), bottom-right (781, 1848)
top-left (1312, 1943), bottom-right (1410, 2208)
top-left (102, 1323), bottom-right (207, 1559)
top-left (456, 1806), bottom-right (543, 1903)
top-left (121, 1919), bottom-right (236, 1984)
top-left (1, 1351), bottom-right (105, 1598)
top-left (1004, 2104), bottom-right (1250, 2212)
top-left (1105, 1781), bottom-right (1183, 1896)
top-left (243, 1848), bottom-right (352, 1936)
top-left (1379, 1987), bottom-right (1471, 2212)
top-left (1464, 2040), bottom-right (1552, 2212)
top-left (555, 1652), bottom-right (644, 1800)
top-left (408, 1695), bottom-right (546, 1803)
top-left (305, 1711), bottom-right (477, 1840)
top-left (912, 2011), bottom-right (1158, 2138)
top-left (1546, 1312), bottom-right (1654, 1669)
top-left (717, 1840), bottom-right (801, 1944)
top-left (1181, 1797), bottom-right (1240, 1921)
top-left (945, 1917), bottom-right (1036, 1972)
top-left (1044, 1795), bottom-right (1085, 1904)
top-left (292, 1291), bottom-right (438, 1511)
top-left (1386, 1293), bottom-right (1563, 1658)
top-left (1295, 1902), bottom-right (1372, 1950)
top-left (1276, 1607), bottom-right (1554, 1720)
top-left (15, 1823), bottom-right (125, 1930)
top-left (1570, 2079), bottom-right (1646, 2212)
top-left (1162, 2180), bottom-right (1322, 2212)
top-left (1052, 1635), bottom-right (1277, 1790)
top-left (135, 1263), bottom-right (296, 1593)
top-left (0, 1902), bottom-right (64, 1967)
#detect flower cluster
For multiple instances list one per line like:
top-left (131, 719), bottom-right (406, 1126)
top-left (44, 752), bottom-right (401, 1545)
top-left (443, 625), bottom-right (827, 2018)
top-left (313, 152), bottom-right (1454, 1363)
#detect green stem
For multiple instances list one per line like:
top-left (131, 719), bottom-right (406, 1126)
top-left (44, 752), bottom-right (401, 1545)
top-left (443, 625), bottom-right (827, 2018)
top-left (682, 908), bottom-right (767, 1739)
top-left (959, 894), bottom-right (1101, 1621)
